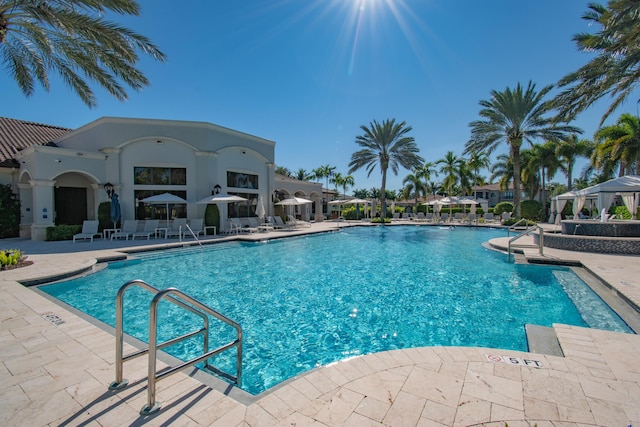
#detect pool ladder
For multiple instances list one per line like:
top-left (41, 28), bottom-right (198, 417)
top-left (108, 279), bottom-right (243, 415)
top-left (507, 219), bottom-right (545, 261)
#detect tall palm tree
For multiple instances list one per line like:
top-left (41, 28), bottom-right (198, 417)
top-left (593, 113), bottom-right (640, 175)
top-left (331, 173), bottom-right (355, 197)
top-left (415, 161), bottom-right (438, 183)
top-left (0, 0), bottom-right (166, 108)
top-left (556, 134), bottom-right (593, 189)
top-left (313, 164), bottom-right (336, 190)
top-left (437, 151), bottom-right (465, 196)
top-left (275, 166), bottom-right (291, 177)
top-left (294, 168), bottom-right (312, 181)
top-left (465, 81), bottom-right (581, 219)
top-left (467, 151), bottom-right (490, 199)
top-left (555, 1), bottom-right (640, 124)
top-left (348, 119), bottom-right (424, 218)
top-left (490, 154), bottom-right (514, 193)
top-left (525, 142), bottom-right (561, 218)
top-left (402, 172), bottom-right (428, 211)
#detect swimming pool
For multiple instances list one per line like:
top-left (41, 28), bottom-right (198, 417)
top-left (39, 225), bottom-right (632, 395)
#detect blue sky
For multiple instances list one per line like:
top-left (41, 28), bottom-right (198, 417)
top-left (3, 0), bottom-right (638, 193)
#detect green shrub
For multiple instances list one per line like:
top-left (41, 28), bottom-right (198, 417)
top-left (503, 218), bottom-right (536, 227)
top-left (98, 201), bottom-right (112, 231)
top-left (0, 249), bottom-right (22, 269)
top-left (612, 205), bottom-right (640, 220)
top-left (371, 217), bottom-right (391, 223)
top-left (204, 203), bottom-right (220, 230)
top-left (520, 200), bottom-right (543, 221)
top-left (46, 224), bottom-right (82, 241)
top-left (493, 202), bottom-right (513, 216)
top-left (0, 185), bottom-right (20, 238)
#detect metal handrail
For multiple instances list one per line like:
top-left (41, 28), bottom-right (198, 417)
top-left (184, 224), bottom-right (204, 248)
top-left (108, 280), bottom-right (242, 416)
top-left (507, 218), bottom-right (532, 235)
top-left (507, 224), bottom-right (544, 261)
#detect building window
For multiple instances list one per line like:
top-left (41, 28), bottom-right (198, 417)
top-left (134, 167), bottom-right (186, 185)
top-left (228, 192), bottom-right (258, 218)
top-left (503, 191), bottom-right (514, 199)
top-left (134, 190), bottom-right (187, 220)
top-left (227, 171), bottom-right (258, 189)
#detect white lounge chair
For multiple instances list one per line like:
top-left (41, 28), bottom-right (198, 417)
top-left (249, 217), bottom-right (272, 232)
top-left (273, 216), bottom-right (294, 229)
top-left (287, 215), bottom-right (311, 228)
top-left (111, 220), bottom-right (139, 240)
top-left (73, 220), bottom-right (101, 242)
top-left (183, 219), bottom-right (204, 238)
top-left (132, 219), bottom-right (159, 240)
top-left (231, 218), bottom-right (258, 233)
top-left (166, 218), bottom-right (187, 238)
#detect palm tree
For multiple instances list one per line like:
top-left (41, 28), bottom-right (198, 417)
top-left (294, 168), bottom-right (312, 181)
top-left (556, 134), bottom-right (593, 189)
top-left (348, 119), bottom-right (424, 218)
top-left (555, 1), bottom-right (640, 124)
top-left (593, 113), bottom-right (640, 175)
top-left (275, 166), bottom-right (291, 177)
top-left (313, 164), bottom-right (336, 190)
top-left (490, 154), bottom-right (514, 193)
top-left (467, 151), bottom-right (490, 199)
top-left (465, 81), bottom-right (581, 219)
top-left (402, 172), bottom-right (428, 211)
top-left (525, 142), bottom-right (561, 218)
top-left (0, 0), bottom-right (166, 108)
top-left (436, 151), bottom-right (464, 196)
top-left (331, 173), bottom-right (355, 197)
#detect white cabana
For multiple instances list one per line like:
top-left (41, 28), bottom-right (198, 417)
top-left (577, 175), bottom-right (640, 220)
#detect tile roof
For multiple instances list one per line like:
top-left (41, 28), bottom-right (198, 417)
top-left (0, 117), bottom-right (71, 167)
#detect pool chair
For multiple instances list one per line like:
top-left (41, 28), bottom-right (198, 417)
top-left (453, 213), bottom-right (464, 223)
top-left (483, 213), bottom-right (496, 223)
top-left (287, 215), bottom-right (311, 228)
top-left (439, 213), bottom-right (449, 223)
top-left (249, 217), bottom-right (273, 232)
top-left (111, 220), bottom-right (139, 240)
top-left (415, 212), bottom-right (426, 222)
top-left (132, 219), bottom-right (159, 240)
top-left (230, 217), bottom-right (258, 233)
top-left (73, 220), bottom-right (101, 242)
top-left (166, 218), bottom-right (187, 238)
top-left (401, 212), bottom-right (411, 221)
top-left (392, 212), bottom-right (400, 221)
top-left (183, 219), bottom-right (204, 238)
top-left (273, 216), bottom-right (294, 229)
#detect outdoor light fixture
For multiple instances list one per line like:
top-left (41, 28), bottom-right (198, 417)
top-left (272, 190), bottom-right (279, 203)
top-left (212, 184), bottom-right (222, 195)
top-left (104, 182), bottom-right (114, 198)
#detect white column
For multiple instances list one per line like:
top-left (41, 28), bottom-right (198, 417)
top-left (29, 179), bottom-right (56, 241)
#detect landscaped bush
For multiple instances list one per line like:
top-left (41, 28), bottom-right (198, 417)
top-left (0, 184), bottom-right (21, 238)
top-left (98, 201), bottom-right (112, 231)
top-left (371, 217), bottom-right (391, 223)
top-left (46, 224), bottom-right (82, 241)
top-left (520, 200), bottom-right (543, 221)
top-left (613, 205), bottom-right (640, 220)
top-left (204, 203), bottom-right (220, 230)
top-left (493, 202), bottom-right (513, 216)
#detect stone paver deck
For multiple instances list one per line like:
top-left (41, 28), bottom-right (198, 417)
top-left (1, 221), bottom-right (639, 426)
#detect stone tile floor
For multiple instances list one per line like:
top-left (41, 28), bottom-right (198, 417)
top-left (1, 221), bottom-right (639, 426)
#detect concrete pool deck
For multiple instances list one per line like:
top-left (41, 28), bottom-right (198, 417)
top-left (1, 221), bottom-right (639, 426)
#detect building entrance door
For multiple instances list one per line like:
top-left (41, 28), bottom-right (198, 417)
top-left (55, 187), bottom-right (87, 225)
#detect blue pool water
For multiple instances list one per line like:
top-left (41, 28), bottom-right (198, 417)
top-left (39, 226), bottom-right (632, 395)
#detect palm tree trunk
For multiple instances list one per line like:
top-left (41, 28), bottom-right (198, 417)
top-left (511, 144), bottom-right (521, 219)
top-left (381, 169), bottom-right (387, 220)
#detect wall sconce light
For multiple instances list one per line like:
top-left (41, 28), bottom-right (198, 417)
top-left (212, 184), bottom-right (222, 195)
top-left (104, 182), bottom-right (114, 198)
top-left (272, 190), bottom-right (279, 203)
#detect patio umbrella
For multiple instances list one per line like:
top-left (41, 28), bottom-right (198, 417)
top-left (197, 193), bottom-right (248, 233)
top-left (276, 197), bottom-right (312, 219)
top-left (110, 193), bottom-right (121, 228)
top-left (255, 196), bottom-right (266, 220)
top-left (140, 193), bottom-right (187, 222)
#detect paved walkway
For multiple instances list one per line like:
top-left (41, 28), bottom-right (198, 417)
top-left (1, 222), bottom-right (639, 426)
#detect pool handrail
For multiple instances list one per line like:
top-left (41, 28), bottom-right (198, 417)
top-left (507, 223), bottom-right (544, 261)
top-left (108, 279), bottom-right (243, 416)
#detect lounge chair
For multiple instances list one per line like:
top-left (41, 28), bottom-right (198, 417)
top-left (249, 217), bottom-right (272, 232)
top-left (440, 213), bottom-right (449, 223)
top-left (183, 219), bottom-right (204, 238)
top-left (268, 216), bottom-right (285, 229)
top-left (226, 219), bottom-right (241, 234)
top-left (273, 216), bottom-right (294, 229)
top-left (287, 215), bottom-right (311, 228)
top-left (231, 217), bottom-right (258, 233)
top-left (111, 220), bottom-right (139, 240)
top-left (425, 213), bottom-right (434, 222)
top-left (73, 220), bottom-right (101, 242)
top-left (484, 213), bottom-right (497, 223)
top-left (401, 212), bottom-right (411, 221)
top-left (392, 212), bottom-right (400, 221)
top-left (415, 212), bottom-right (426, 222)
top-left (166, 218), bottom-right (187, 238)
top-left (132, 219), bottom-right (160, 240)
top-left (453, 213), bottom-right (464, 223)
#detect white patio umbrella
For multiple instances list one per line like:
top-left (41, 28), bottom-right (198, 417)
top-left (197, 193), bottom-right (248, 232)
top-left (255, 196), bottom-right (266, 220)
top-left (276, 197), bottom-right (313, 219)
top-left (140, 193), bottom-right (187, 222)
